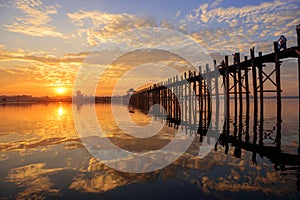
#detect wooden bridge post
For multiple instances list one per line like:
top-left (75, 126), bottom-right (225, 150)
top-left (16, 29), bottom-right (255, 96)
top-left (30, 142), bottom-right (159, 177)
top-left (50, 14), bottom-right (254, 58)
top-left (168, 78), bottom-right (171, 121)
top-left (258, 52), bottom-right (264, 122)
top-left (164, 81), bottom-right (167, 116)
top-left (172, 77), bottom-right (176, 124)
top-left (258, 52), bottom-right (264, 146)
top-left (203, 68), bottom-right (207, 130)
top-left (180, 76), bottom-right (184, 123)
top-left (158, 82), bottom-right (164, 115)
top-left (297, 25), bottom-right (300, 155)
top-left (236, 53), bottom-right (243, 139)
top-left (251, 48), bottom-right (258, 129)
top-left (233, 57), bottom-right (238, 137)
top-left (214, 60), bottom-right (220, 132)
top-left (146, 88), bottom-right (149, 112)
top-left (206, 64), bottom-right (211, 127)
top-left (188, 71), bottom-right (192, 126)
top-left (162, 82), bottom-right (165, 114)
top-left (173, 77), bottom-right (176, 126)
top-left (184, 72), bottom-right (187, 124)
top-left (174, 76), bottom-right (178, 122)
top-left (225, 56), bottom-right (230, 134)
top-left (193, 71), bottom-right (197, 126)
top-left (222, 66), bottom-right (226, 129)
top-left (198, 66), bottom-right (203, 132)
top-left (213, 60), bottom-right (219, 106)
top-left (165, 80), bottom-right (168, 118)
top-left (274, 42), bottom-right (282, 147)
top-left (244, 56), bottom-right (250, 143)
top-left (224, 56), bottom-right (230, 154)
top-left (157, 84), bottom-right (160, 108)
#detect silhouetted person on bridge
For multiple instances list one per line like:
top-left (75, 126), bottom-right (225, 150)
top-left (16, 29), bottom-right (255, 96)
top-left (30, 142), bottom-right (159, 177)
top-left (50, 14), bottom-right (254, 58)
top-left (232, 53), bottom-right (238, 65)
top-left (218, 60), bottom-right (225, 70)
top-left (277, 35), bottom-right (287, 50)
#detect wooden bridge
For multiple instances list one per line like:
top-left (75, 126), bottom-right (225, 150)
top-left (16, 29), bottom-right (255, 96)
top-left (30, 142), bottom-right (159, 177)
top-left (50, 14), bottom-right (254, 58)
top-left (128, 26), bottom-right (300, 168)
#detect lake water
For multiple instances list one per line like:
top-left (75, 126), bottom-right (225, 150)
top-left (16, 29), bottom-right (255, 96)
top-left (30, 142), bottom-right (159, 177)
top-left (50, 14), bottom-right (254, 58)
top-left (0, 99), bottom-right (299, 199)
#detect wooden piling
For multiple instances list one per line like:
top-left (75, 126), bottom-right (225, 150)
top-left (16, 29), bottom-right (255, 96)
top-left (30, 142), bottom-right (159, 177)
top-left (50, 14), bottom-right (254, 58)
top-left (206, 64), bottom-right (211, 127)
top-left (274, 42), bottom-right (282, 147)
top-left (251, 48), bottom-right (258, 127)
top-left (225, 55), bottom-right (230, 134)
top-left (297, 25), bottom-right (300, 155)
top-left (180, 76), bottom-right (184, 122)
top-left (199, 66), bottom-right (203, 132)
top-left (203, 69), bottom-right (207, 130)
top-left (258, 52), bottom-right (264, 128)
top-left (236, 53), bottom-right (243, 139)
top-left (184, 72), bottom-right (187, 124)
top-left (244, 56), bottom-right (250, 143)
top-left (188, 71), bottom-right (192, 126)
top-left (194, 71), bottom-right (197, 125)
top-left (214, 60), bottom-right (220, 132)
top-left (233, 60), bottom-right (238, 130)
top-left (258, 52), bottom-right (264, 146)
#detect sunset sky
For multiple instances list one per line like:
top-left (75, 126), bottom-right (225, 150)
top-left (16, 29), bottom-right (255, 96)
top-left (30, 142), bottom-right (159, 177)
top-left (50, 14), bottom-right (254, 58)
top-left (0, 0), bottom-right (299, 96)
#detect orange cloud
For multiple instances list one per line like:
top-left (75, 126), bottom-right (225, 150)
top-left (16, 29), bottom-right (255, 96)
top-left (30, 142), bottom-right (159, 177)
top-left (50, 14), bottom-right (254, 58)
top-left (0, 49), bottom-right (86, 96)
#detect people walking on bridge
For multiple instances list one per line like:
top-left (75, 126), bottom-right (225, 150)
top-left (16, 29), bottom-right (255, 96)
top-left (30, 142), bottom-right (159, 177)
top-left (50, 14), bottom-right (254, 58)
top-left (277, 35), bottom-right (287, 50)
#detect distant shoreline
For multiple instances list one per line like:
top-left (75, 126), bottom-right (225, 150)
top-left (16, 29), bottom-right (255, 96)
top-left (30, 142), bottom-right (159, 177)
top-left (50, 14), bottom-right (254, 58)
top-left (0, 96), bottom-right (298, 105)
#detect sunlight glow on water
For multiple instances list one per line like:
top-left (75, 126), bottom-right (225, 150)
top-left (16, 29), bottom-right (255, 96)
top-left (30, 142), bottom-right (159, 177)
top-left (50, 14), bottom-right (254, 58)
top-left (57, 103), bottom-right (64, 116)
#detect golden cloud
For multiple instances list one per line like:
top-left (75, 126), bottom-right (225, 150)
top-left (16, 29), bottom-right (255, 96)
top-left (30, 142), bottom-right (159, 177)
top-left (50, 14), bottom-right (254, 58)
top-left (67, 10), bottom-right (157, 46)
top-left (4, 0), bottom-right (65, 38)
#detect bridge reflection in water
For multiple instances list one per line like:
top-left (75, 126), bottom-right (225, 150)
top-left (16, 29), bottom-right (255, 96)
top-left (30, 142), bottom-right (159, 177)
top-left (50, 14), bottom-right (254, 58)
top-left (131, 98), bottom-right (300, 170)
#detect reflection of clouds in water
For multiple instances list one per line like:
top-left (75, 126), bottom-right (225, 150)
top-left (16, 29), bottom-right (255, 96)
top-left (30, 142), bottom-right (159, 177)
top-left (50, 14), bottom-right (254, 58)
top-left (199, 172), bottom-right (285, 195)
top-left (70, 173), bottom-right (128, 193)
top-left (189, 147), bottom-right (296, 197)
top-left (6, 163), bottom-right (64, 199)
top-left (68, 145), bottom-right (293, 196)
top-left (0, 153), bottom-right (8, 161)
top-left (69, 157), bottom-right (159, 193)
top-left (0, 137), bottom-right (83, 153)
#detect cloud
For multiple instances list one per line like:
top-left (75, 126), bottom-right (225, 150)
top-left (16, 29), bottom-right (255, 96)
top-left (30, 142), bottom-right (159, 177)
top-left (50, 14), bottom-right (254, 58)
top-left (0, 48), bottom-right (87, 95)
top-left (0, 44), bottom-right (6, 49)
top-left (209, 0), bottom-right (223, 9)
top-left (67, 10), bottom-right (157, 46)
top-left (4, 0), bottom-right (65, 38)
top-left (175, 11), bottom-right (181, 18)
top-left (184, 0), bottom-right (300, 54)
top-left (0, 48), bottom-right (87, 64)
top-left (0, 0), bottom-right (13, 8)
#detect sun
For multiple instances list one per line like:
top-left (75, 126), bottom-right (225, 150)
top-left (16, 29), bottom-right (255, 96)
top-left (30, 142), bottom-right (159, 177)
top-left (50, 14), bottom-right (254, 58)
top-left (55, 87), bottom-right (66, 95)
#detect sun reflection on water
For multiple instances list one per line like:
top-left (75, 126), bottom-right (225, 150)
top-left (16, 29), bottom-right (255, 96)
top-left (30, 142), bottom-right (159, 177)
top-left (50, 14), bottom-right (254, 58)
top-left (57, 102), bottom-right (64, 116)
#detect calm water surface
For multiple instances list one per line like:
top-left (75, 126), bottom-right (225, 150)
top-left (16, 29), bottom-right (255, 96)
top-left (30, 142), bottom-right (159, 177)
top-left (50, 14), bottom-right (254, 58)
top-left (0, 100), bottom-right (299, 199)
